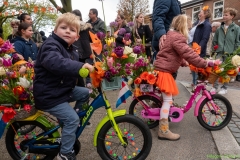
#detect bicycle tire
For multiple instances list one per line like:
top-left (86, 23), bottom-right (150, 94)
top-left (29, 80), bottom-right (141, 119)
top-left (129, 95), bottom-right (162, 129)
top-left (97, 114), bottom-right (152, 160)
top-left (197, 94), bottom-right (232, 131)
top-left (6, 121), bottom-right (56, 160)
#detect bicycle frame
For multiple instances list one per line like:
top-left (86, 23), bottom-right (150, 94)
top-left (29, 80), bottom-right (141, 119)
top-left (17, 87), bottom-right (127, 151)
top-left (140, 81), bottom-right (219, 120)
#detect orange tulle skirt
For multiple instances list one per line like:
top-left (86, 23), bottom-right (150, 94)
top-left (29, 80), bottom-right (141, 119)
top-left (155, 71), bottom-right (179, 96)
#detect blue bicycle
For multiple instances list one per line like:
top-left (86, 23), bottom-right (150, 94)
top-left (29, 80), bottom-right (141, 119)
top-left (4, 85), bottom-right (152, 160)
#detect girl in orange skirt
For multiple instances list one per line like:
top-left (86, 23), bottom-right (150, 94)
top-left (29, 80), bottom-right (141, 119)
top-left (154, 14), bottom-right (215, 141)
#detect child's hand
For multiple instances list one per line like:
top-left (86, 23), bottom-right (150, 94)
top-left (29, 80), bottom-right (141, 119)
top-left (82, 63), bottom-right (94, 72)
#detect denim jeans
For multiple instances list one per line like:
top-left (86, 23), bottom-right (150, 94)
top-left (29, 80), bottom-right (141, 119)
top-left (43, 86), bottom-right (89, 154)
top-left (191, 71), bottom-right (198, 85)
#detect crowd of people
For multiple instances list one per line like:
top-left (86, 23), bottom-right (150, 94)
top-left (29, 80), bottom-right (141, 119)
top-left (0, 0), bottom-right (240, 159)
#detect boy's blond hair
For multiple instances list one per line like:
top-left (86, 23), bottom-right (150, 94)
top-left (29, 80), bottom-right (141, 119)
top-left (171, 14), bottom-right (189, 39)
top-left (54, 12), bottom-right (81, 34)
top-left (224, 8), bottom-right (238, 18)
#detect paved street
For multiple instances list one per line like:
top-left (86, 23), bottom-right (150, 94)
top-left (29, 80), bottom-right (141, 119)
top-left (0, 67), bottom-right (240, 159)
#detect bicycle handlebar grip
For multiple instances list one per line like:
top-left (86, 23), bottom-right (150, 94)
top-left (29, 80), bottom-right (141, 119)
top-left (79, 68), bottom-right (89, 78)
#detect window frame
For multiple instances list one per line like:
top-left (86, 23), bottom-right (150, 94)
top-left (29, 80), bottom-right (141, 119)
top-left (192, 6), bottom-right (201, 23)
top-left (213, 0), bottom-right (224, 20)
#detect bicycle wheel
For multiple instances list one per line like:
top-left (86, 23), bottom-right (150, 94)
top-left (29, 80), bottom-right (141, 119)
top-left (129, 95), bottom-right (162, 129)
top-left (197, 94), bottom-right (232, 131)
top-left (5, 121), bottom-right (56, 160)
top-left (97, 115), bottom-right (152, 160)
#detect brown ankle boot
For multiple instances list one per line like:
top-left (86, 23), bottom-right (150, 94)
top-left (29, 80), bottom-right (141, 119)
top-left (158, 118), bottom-right (180, 141)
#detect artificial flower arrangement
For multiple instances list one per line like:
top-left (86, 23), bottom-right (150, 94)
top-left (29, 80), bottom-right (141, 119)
top-left (0, 38), bottom-right (35, 123)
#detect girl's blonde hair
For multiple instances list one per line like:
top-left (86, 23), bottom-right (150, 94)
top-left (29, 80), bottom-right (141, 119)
top-left (54, 12), bottom-right (81, 34)
top-left (171, 14), bottom-right (189, 39)
top-left (133, 13), bottom-right (144, 38)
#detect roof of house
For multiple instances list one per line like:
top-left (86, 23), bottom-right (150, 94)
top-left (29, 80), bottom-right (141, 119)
top-left (181, 0), bottom-right (204, 8)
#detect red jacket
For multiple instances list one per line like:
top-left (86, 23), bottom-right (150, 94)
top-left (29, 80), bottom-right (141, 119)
top-left (154, 31), bottom-right (207, 73)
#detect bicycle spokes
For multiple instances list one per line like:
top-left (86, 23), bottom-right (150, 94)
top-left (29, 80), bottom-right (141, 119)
top-left (103, 123), bottom-right (144, 159)
top-left (201, 100), bottom-right (228, 127)
top-left (14, 125), bottom-right (51, 160)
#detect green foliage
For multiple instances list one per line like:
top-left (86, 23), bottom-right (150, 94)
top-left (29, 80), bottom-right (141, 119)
top-left (2, 21), bottom-right (11, 40)
top-left (117, 0), bottom-right (150, 22)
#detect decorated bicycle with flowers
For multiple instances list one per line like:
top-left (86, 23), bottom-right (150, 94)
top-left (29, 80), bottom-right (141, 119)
top-left (0, 38), bottom-right (152, 160)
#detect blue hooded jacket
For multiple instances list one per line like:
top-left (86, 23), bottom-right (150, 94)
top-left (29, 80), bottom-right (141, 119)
top-left (13, 36), bottom-right (38, 61)
top-left (152, 0), bottom-right (181, 52)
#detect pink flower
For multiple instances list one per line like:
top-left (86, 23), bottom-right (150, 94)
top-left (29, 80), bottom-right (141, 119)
top-left (214, 59), bottom-right (222, 65)
top-left (107, 57), bottom-right (114, 68)
top-left (2, 58), bottom-right (12, 67)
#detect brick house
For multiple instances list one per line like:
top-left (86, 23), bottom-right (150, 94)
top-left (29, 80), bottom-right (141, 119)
top-left (145, 0), bottom-right (240, 30)
top-left (182, 0), bottom-right (240, 25)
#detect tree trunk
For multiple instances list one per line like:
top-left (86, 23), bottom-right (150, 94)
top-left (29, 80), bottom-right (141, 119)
top-left (60, 0), bottom-right (72, 12)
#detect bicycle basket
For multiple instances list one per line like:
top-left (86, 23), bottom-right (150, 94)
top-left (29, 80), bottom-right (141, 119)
top-left (101, 76), bottom-right (122, 91)
top-left (14, 106), bottom-right (37, 120)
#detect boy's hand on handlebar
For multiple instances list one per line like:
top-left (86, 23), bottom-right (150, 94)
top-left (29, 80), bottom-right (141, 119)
top-left (82, 63), bottom-right (94, 72)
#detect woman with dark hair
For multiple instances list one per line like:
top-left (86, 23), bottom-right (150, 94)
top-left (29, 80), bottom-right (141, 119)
top-left (13, 22), bottom-right (38, 61)
top-left (17, 13), bottom-right (42, 48)
top-left (114, 14), bottom-right (132, 47)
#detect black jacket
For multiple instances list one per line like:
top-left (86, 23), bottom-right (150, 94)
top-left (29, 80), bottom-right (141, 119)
top-left (33, 32), bottom-right (84, 110)
top-left (115, 25), bottom-right (131, 47)
top-left (133, 24), bottom-right (152, 44)
top-left (74, 22), bottom-right (92, 60)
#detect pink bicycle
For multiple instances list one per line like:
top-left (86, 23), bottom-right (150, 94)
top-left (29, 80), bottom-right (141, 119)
top-left (129, 81), bottom-right (232, 130)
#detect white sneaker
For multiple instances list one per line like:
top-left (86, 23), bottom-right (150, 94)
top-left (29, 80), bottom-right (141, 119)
top-left (186, 83), bottom-right (194, 88)
top-left (210, 88), bottom-right (216, 93)
top-left (230, 78), bottom-right (235, 83)
top-left (218, 88), bottom-right (227, 95)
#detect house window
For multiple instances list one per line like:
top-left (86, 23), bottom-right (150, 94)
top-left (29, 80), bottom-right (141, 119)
top-left (192, 6), bottom-right (201, 23)
top-left (213, 1), bottom-right (224, 20)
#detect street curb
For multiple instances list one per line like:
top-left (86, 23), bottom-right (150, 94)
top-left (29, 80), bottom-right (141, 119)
top-left (179, 81), bottom-right (240, 160)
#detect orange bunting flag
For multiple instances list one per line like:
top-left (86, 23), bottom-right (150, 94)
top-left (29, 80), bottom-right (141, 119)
top-left (3, 1), bottom-right (8, 6)
top-left (41, 7), bottom-right (46, 13)
top-left (34, 6), bottom-right (38, 13)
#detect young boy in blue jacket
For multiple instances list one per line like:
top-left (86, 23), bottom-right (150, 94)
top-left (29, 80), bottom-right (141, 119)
top-left (33, 13), bottom-right (94, 160)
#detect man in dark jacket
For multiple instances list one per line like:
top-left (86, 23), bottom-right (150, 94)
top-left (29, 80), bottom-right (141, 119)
top-left (87, 8), bottom-right (106, 33)
top-left (152, 0), bottom-right (181, 79)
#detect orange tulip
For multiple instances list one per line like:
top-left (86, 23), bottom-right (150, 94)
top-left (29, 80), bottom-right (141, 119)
top-left (134, 77), bottom-right (142, 84)
top-left (205, 67), bottom-right (212, 73)
top-left (134, 88), bottom-right (142, 97)
top-left (147, 74), bottom-right (156, 84)
top-left (140, 72), bottom-right (149, 80)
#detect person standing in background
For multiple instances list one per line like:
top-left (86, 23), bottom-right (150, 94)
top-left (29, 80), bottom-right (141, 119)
top-left (212, 8), bottom-right (240, 94)
top-left (17, 13), bottom-right (42, 48)
top-left (206, 22), bottom-right (221, 57)
top-left (133, 13), bottom-right (152, 59)
top-left (152, 0), bottom-right (181, 79)
top-left (188, 6), bottom-right (212, 88)
top-left (7, 20), bottom-right (20, 43)
top-left (87, 8), bottom-right (106, 33)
